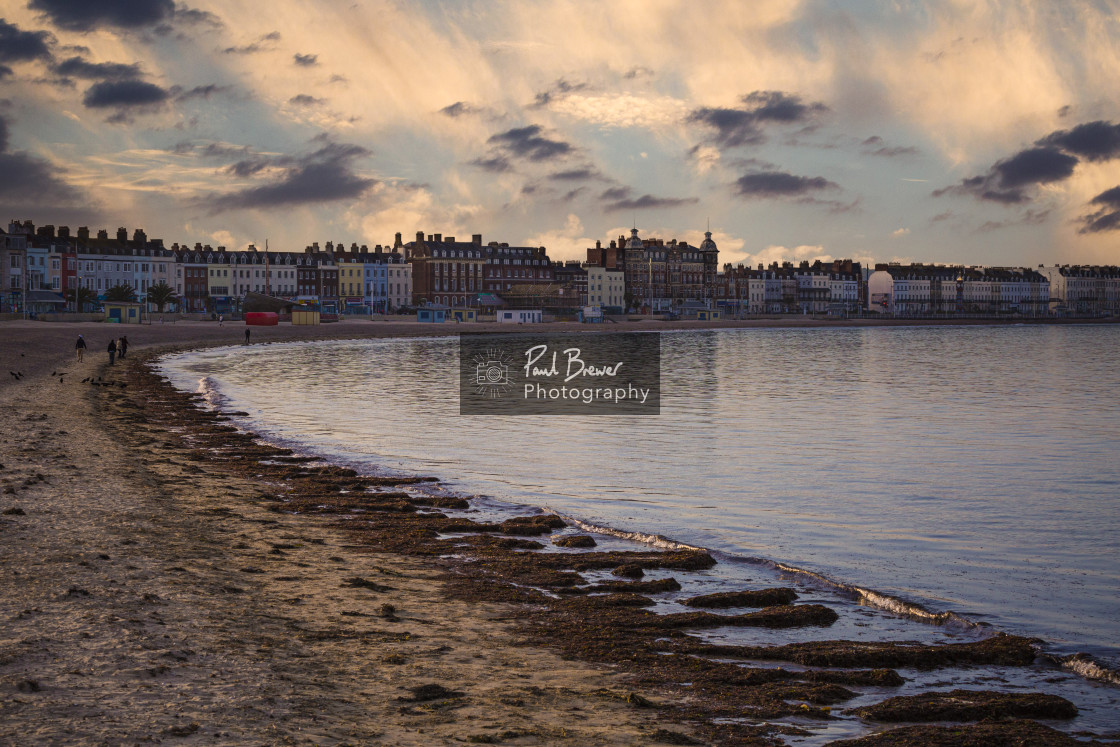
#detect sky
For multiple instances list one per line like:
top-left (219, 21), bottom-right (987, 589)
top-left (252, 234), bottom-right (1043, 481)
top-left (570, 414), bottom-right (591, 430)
top-left (1, 0), bottom-right (1119, 268)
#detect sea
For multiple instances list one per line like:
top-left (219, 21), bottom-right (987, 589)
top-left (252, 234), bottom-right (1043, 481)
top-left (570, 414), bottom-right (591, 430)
top-left (159, 324), bottom-right (1120, 740)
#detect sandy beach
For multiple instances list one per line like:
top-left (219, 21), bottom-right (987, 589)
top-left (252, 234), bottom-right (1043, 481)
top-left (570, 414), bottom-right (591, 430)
top-left (1, 317), bottom-right (1111, 746)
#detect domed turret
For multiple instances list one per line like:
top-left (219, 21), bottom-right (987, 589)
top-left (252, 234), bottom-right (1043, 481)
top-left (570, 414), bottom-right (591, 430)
top-left (699, 230), bottom-right (717, 252)
top-left (626, 228), bottom-right (643, 249)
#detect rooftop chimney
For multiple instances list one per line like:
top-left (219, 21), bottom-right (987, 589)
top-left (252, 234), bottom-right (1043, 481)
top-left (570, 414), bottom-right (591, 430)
top-left (77, 227), bottom-right (89, 241)
top-left (98, 229), bottom-right (109, 240)
top-left (472, 234), bottom-right (482, 245)
top-left (117, 227), bottom-right (128, 243)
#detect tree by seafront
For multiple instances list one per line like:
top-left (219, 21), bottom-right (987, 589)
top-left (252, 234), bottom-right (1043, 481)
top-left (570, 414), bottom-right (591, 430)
top-left (65, 286), bottom-right (97, 312)
top-left (104, 284), bottom-right (138, 303)
top-left (146, 282), bottom-right (178, 312)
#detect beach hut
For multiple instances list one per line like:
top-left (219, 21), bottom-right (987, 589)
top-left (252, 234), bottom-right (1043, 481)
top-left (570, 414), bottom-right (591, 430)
top-left (697, 309), bottom-right (721, 321)
top-left (497, 309), bottom-right (542, 324)
top-left (245, 311), bottom-right (279, 326)
top-left (291, 307), bottom-right (320, 325)
top-left (450, 308), bottom-right (477, 323)
top-left (104, 301), bottom-right (143, 324)
top-left (417, 304), bottom-right (449, 323)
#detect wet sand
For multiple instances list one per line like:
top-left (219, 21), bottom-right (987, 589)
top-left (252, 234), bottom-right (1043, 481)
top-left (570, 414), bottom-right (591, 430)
top-left (0, 318), bottom-right (1113, 745)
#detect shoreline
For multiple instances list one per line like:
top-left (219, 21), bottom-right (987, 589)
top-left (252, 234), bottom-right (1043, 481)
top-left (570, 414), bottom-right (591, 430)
top-left (1, 322), bottom-right (1117, 744)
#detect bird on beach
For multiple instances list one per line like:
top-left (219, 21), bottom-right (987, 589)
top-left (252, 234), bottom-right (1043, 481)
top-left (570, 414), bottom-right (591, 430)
top-left (50, 371), bottom-right (56, 377)
top-left (81, 377), bottom-right (90, 383)
top-left (9, 371), bottom-right (21, 380)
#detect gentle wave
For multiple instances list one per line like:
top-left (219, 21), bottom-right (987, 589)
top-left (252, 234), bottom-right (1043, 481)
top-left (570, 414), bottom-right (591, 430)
top-left (564, 513), bottom-right (988, 633)
top-left (565, 516), bottom-right (708, 552)
top-left (1056, 654), bottom-right (1120, 687)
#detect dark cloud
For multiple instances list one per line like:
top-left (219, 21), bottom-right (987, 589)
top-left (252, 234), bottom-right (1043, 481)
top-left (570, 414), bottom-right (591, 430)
top-left (0, 114), bottom-right (84, 208)
top-left (860, 135), bottom-right (919, 157)
top-left (440, 101), bottom-right (479, 118)
top-left (1077, 185), bottom-right (1120, 234)
top-left (599, 186), bottom-right (630, 201)
top-left (0, 65), bottom-right (11, 79)
top-left (548, 168), bottom-right (599, 181)
top-left (976, 208), bottom-right (1052, 233)
top-left (226, 155), bottom-right (278, 178)
top-left (289, 94), bottom-right (324, 106)
top-left (938, 120), bottom-right (1120, 207)
top-left (530, 78), bottom-right (588, 109)
top-left (174, 84), bottom-right (231, 101)
top-left (603, 194), bottom-right (699, 212)
top-left (83, 79), bottom-right (169, 108)
top-left (206, 140), bottom-right (375, 211)
top-left (174, 5), bottom-right (221, 27)
top-left (688, 90), bottom-right (827, 149)
top-left (735, 171), bottom-right (838, 198)
top-left (1037, 120), bottom-right (1120, 162)
top-left (487, 124), bottom-right (571, 162)
top-left (468, 155), bottom-right (512, 173)
top-left (623, 66), bottom-right (652, 80)
top-left (53, 55), bottom-right (141, 82)
top-left (743, 90), bottom-right (827, 123)
top-left (293, 53), bottom-right (318, 66)
top-left (223, 31), bottom-right (280, 54)
top-left (0, 19), bottom-right (54, 64)
top-left (936, 146), bottom-right (1077, 204)
top-left (29, 0), bottom-right (175, 31)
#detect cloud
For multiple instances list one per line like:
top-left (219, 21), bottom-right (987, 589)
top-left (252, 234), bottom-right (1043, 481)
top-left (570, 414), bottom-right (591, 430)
top-left (547, 168), bottom-right (601, 182)
top-left (861, 135), bottom-right (919, 157)
top-left (688, 90), bottom-right (827, 149)
top-left (29, 0), bottom-right (175, 31)
top-left (523, 213), bottom-right (594, 262)
top-left (0, 114), bottom-right (84, 208)
top-left (0, 65), bottom-right (11, 79)
top-left (530, 78), bottom-right (589, 108)
top-left (289, 94), bottom-right (324, 106)
top-left (623, 66), bottom-right (652, 80)
top-left (205, 140), bottom-right (375, 211)
top-left (891, 227), bottom-right (910, 237)
top-left (599, 187), bottom-right (630, 201)
top-left (174, 6), bottom-right (222, 27)
top-left (83, 79), bottom-right (170, 109)
top-left (1037, 120), bottom-right (1120, 163)
top-left (937, 121), bottom-right (1120, 206)
top-left (0, 19), bottom-right (54, 64)
top-left (468, 155), bottom-right (512, 173)
top-left (603, 193), bottom-right (699, 212)
top-left (734, 171), bottom-right (839, 198)
top-left (174, 84), bottom-right (231, 101)
top-left (1077, 186), bottom-right (1120, 234)
top-left (223, 31), bottom-right (281, 55)
top-left (440, 101), bottom-right (480, 118)
top-left (487, 124), bottom-right (572, 162)
top-left (936, 146), bottom-right (1078, 203)
top-left (52, 56), bottom-right (141, 82)
top-left (293, 53), bottom-right (318, 67)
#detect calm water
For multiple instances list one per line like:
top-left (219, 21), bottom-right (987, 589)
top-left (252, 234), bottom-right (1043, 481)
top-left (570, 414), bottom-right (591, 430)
top-left (160, 325), bottom-right (1120, 674)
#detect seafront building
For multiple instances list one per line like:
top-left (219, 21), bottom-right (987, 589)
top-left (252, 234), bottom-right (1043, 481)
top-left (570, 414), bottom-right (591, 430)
top-left (585, 228), bottom-right (719, 312)
top-left (867, 264), bottom-right (1051, 316)
top-left (717, 259), bottom-right (863, 315)
top-left (3, 218), bottom-right (1117, 319)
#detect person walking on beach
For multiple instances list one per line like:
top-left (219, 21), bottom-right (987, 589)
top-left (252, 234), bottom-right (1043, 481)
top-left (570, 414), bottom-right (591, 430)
top-left (75, 334), bottom-right (86, 362)
top-left (118, 336), bottom-right (129, 359)
top-left (107, 338), bottom-right (117, 365)
top-left (218, 314), bottom-right (223, 326)
top-left (244, 328), bottom-right (251, 345)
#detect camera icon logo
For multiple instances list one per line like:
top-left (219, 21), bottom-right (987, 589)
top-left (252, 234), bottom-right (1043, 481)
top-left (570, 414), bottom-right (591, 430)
top-left (476, 360), bottom-right (509, 386)
top-left (471, 347), bottom-right (513, 398)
